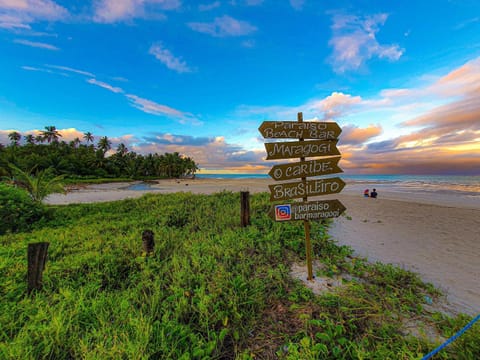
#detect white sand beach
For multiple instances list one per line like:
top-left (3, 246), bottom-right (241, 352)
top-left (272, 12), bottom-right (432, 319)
top-left (45, 178), bottom-right (480, 316)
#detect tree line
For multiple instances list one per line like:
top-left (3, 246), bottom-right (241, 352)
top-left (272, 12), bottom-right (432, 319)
top-left (1, 126), bottom-right (199, 180)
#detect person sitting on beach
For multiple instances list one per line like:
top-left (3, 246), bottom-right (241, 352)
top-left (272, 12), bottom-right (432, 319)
top-left (370, 189), bottom-right (377, 198)
top-left (364, 189), bottom-right (369, 197)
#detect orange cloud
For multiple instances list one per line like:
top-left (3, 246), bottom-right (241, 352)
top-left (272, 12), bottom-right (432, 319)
top-left (340, 124), bottom-right (382, 145)
top-left (309, 91), bottom-right (362, 119)
top-left (434, 57), bottom-right (480, 96)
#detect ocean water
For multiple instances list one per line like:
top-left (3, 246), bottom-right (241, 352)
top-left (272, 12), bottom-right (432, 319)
top-left (123, 182), bottom-right (160, 191)
top-left (341, 174), bottom-right (480, 195)
top-left (197, 173), bottom-right (480, 195)
top-left (198, 173), bottom-right (269, 180)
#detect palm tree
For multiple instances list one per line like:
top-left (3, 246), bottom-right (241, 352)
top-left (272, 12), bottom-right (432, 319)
top-left (162, 152), bottom-right (183, 178)
top-left (8, 131), bottom-right (21, 146)
top-left (184, 156), bottom-right (199, 177)
top-left (71, 137), bottom-right (81, 148)
top-left (83, 131), bottom-right (94, 144)
top-left (35, 135), bottom-right (44, 144)
top-left (25, 134), bottom-right (35, 145)
top-left (97, 136), bottom-right (111, 155)
top-left (116, 143), bottom-right (128, 156)
top-left (9, 164), bottom-right (66, 202)
top-left (41, 126), bottom-right (62, 143)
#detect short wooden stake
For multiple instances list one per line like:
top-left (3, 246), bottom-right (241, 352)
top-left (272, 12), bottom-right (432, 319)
top-left (240, 191), bottom-right (251, 227)
top-left (142, 230), bottom-right (155, 255)
top-left (27, 242), bottom-right (49, 294)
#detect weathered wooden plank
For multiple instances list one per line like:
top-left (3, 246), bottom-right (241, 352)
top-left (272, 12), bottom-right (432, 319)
top-left (265, 139), bottom-right (340, 160)
top-left (269, 199), bottom-right (346, 221)
top-left (268, 157), bottom-right (342, 181)
top-left (269, 177), bottom-right (345, 201)
top-left (259, 121), bottom-right (341, 140)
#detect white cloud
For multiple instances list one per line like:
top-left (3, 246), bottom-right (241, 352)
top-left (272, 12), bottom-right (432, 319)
top-left (87, 78), bottom-right (124, 93)
top-left (0, 0), bottom-right (69, 29)
top-left (125, 94), bottom-right (203, 125)
top-left (149, 43), bottom-right (192, 73)
top-left (45, 64), bottom-right (95, 77)
top-left (0, 13), bottom-right (30, 29)
top-left (188, 15), bottom-right (257, 37)
top-left (125, 94), bottom-right (185, 117)
top-left (22, 65), bottom-right (71, 76)
top-left (92, 0), bottom-right (180, 23)
top-left (93, 0), bottom-right (139, 23)
top-left (307, 91), bottom-right (362, 119)
top-left (432, 57), bottom-right (480, 97)
top-left (13, 38), bottom-right (58, 50)
top-left (0, 0), bottom-right (68, 19)
top-left (198, 1), bottom-right (220, 11)
top-left (289, 0), bottom-right (304, 11)
top-left (328, 13), bottom-right (404, 73)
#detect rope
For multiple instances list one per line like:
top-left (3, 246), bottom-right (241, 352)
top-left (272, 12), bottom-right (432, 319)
top-left (422, 314), bottom-right (480, 359)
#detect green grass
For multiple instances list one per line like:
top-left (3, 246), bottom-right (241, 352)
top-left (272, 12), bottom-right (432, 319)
top-left (0, 192), bottom-right (478, 359)
top-left (62, 177), bottom-right (135, 185)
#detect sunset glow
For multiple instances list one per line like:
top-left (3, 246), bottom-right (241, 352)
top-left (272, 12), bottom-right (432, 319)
top-left (1, 1), bottom-right (479, 175)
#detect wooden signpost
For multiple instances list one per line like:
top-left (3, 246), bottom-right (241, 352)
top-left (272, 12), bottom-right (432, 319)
top-left (268, 157), bottom-right (342, 181)
top-left (259, 121), bottom-right (342, 140)
top-left (269, 200), bottom-right (346, 222)
top-left (264, 139), bottom-right (340, 160)
top-left (259, 112), bottom-right (346, 281)
top-left (269, 177), bottom-right (345, 201)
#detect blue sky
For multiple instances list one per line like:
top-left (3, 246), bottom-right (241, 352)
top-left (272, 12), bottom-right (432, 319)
top-left (1, 0), bottom-right (479, 174)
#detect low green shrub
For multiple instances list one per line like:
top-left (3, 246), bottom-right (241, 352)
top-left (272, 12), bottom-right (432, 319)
top-left (0, 182), bottom-right (46, 234)
top-left (1, 192), bottom-right (478, 359)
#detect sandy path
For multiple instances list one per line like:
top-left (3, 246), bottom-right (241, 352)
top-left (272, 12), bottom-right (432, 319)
top-left (45, 178), bottom-right (480, 315)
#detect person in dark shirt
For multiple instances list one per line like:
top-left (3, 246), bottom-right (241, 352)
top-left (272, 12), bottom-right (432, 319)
top-left (370, 189), bottom-right (377, 198)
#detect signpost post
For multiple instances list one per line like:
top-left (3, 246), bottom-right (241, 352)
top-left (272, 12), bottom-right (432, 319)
top-left (259, 112), bottom-right (346, 281)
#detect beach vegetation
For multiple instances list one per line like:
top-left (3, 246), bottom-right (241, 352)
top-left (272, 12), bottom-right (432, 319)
top-left (0, 183), bottom-right (46, 235)
top-left (9, 164), bottom-right (66, 202)
top-left (0, 127), bottom-right (199, 182)
top-left (0, 192), bottom-right (478, 359)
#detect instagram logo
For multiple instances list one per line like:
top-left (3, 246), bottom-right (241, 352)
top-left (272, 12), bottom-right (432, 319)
top-left (275, 204), bottom-right (291, 221)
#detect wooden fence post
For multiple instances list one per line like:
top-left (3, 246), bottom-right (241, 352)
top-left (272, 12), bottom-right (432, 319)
top-left (27, 242), bottom-right (49, 294)
top-left (142, 230), bottom-right (155, 255)
top-left (240, 191), bottom-right (250, 227)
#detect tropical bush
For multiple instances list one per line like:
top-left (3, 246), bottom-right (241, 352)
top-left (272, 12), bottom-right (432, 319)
top-left (9, 165), bottom-right (66, 202)
top-left (0, 183), bottom-right (46, 234)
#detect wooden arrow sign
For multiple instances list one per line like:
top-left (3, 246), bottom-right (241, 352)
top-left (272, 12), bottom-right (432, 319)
top-left (269, 177), bottom-right (345, 201)
top-left (269, 199), bottom-right (346, 221)
top-left (268, 157), bottom-right (342, 181)
top-left (265, 139), bottom-right (340, 160)
top-left (259, 121), bottom-right (341, 140)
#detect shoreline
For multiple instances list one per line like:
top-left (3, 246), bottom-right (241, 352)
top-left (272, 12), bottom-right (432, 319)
top-left (46, 177), bottom-right (480, 209)
top-left (45, 178), bottom-right (480, 315)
